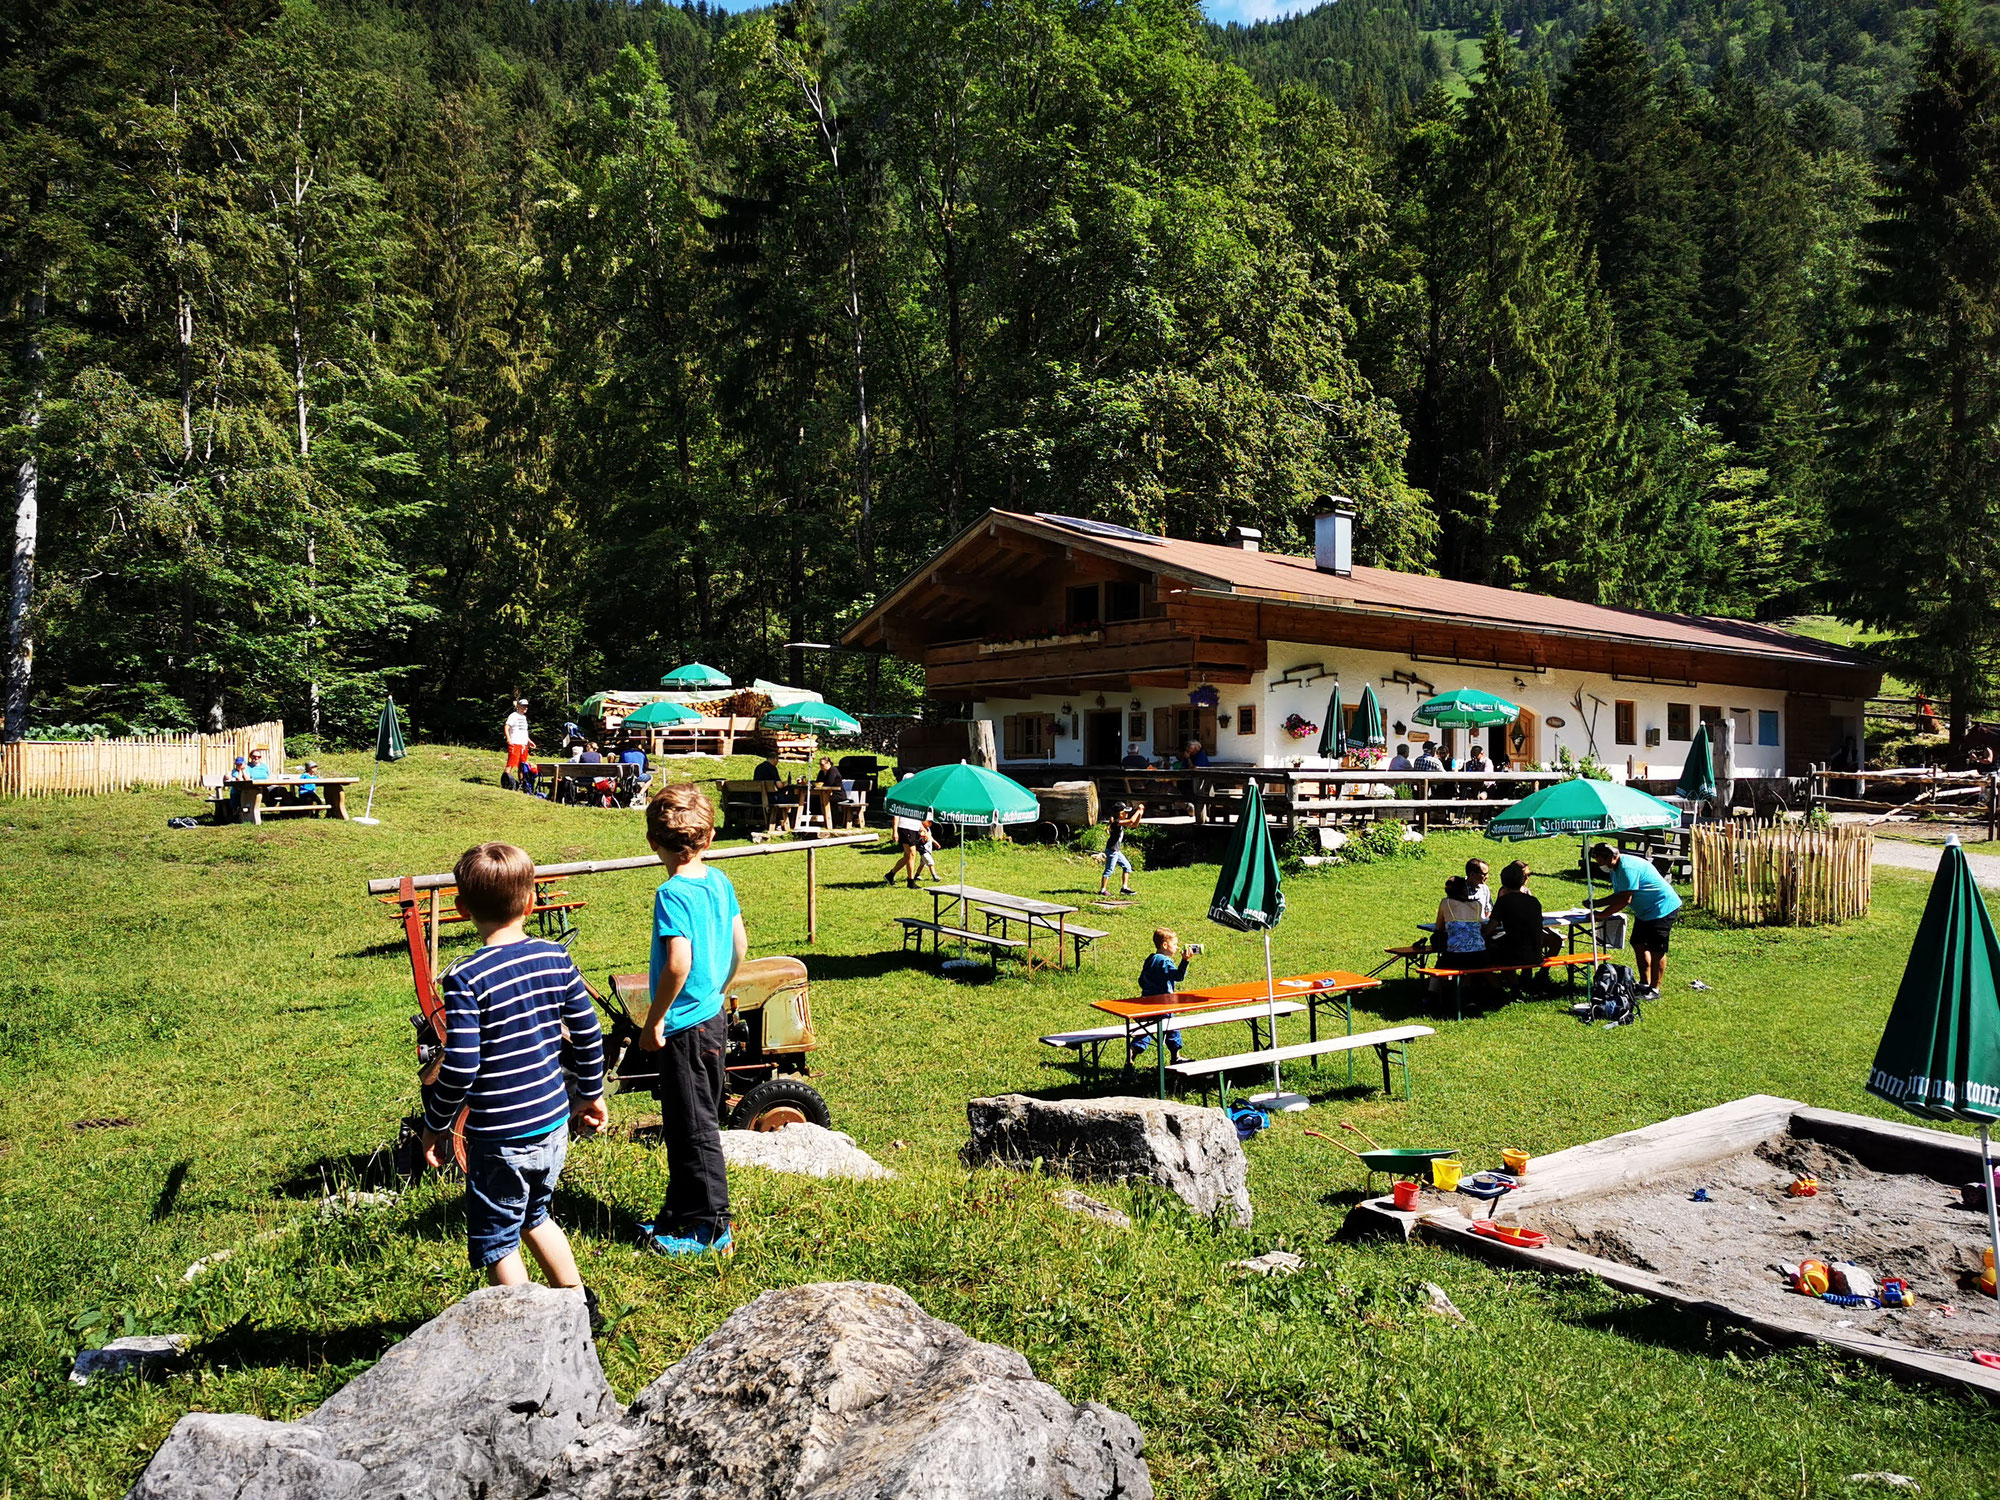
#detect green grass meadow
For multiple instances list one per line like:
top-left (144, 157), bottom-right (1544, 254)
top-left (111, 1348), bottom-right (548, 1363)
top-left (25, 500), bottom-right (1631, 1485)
top-left (2, 745), bottom-right (1998, 1498)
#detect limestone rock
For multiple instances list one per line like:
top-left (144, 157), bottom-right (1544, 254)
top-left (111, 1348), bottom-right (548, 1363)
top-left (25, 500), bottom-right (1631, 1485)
top-left (1053, 1189), bottom-right (1132, 1230)
top-left (1420, 1282), bottom-right (1465, 1323)
top-left (306, 1283), bottom-right (615, 1500)
top-left (126, 1414), bottom-right (364, 1500)
top-left (1228, 1251), bottom-right (1304, 1277)
top-left (720, 1123), bottom-right (893, 1181)
top-left (70, 1334), bottom-right (189, 1386)
top-left (539, 1282), bottom-right (1152, 1500)
top-left (963, 1094), bottom-right (1251, 1227)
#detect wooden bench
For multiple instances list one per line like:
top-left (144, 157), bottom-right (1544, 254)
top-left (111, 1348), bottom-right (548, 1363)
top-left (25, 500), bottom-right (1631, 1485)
top-left (1040, 1000), bottom-right (1308, 1077)
top-left (1417, 952), bottom-right (1601, 1019)
top-left (979, 908), bottom-right (1109, 968)
top-left (1167, 1024), bottom-right (1436, 1104)
top-left (894, 916), bottom-right (1026, 975)
top-left (1367, 943), bottom-right (1430, 980)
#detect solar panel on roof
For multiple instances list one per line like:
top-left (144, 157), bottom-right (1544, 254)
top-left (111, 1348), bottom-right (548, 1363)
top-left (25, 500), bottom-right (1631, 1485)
top-left (1033, 513), bottom-right (1172, 547)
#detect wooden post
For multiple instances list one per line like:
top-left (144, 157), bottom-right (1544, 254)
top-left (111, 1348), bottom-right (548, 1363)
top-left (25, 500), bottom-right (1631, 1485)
top-left (805, 844), bottom-right (819, 944)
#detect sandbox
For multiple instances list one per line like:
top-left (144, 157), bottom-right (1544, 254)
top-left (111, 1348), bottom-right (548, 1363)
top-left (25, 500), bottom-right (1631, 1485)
top-left (1347, 1095), bottom-right (2000, 1398)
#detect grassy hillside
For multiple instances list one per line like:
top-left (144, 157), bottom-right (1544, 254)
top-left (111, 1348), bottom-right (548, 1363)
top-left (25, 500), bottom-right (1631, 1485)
top-left (2, 747), bottom-right (1998, 1496)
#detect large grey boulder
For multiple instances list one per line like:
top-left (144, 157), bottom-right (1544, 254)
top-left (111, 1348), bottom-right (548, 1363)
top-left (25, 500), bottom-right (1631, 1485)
top-left (539, 1282), bottom-right (1151, 1500)
top-left (305, 1283), bottom-right (615, 1500)
top-left (126, 1414), bottom-right (364, 1500)
top-left (963, 1094), bottom-right (1252, 1227)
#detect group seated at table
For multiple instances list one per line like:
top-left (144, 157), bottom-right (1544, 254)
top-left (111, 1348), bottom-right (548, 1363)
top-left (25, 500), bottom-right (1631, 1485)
top-left (1426, 857), bottom-right (1562, 992)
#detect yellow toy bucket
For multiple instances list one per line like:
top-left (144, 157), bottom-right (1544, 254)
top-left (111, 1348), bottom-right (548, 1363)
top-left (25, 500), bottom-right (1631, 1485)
top-left (1430, 1158), bottom-right (1463, 1191)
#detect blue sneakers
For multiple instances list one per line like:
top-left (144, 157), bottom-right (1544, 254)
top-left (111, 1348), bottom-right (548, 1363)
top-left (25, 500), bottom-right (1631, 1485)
top-left (638, 1223), bottom-right (734, 1258)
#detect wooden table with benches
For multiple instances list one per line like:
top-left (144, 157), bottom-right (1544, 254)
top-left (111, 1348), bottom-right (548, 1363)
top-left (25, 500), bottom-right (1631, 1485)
top-left (900, 884), bottom-right (1084, 974)
top-left (212, 775), bottom-right (359, 824)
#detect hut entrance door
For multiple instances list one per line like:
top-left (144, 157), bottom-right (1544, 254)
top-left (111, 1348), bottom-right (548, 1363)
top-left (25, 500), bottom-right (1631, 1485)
top-left (1507, 707), bottom-right (1540, 767)
top-left (1085, 711), bottom-right (1123, 766)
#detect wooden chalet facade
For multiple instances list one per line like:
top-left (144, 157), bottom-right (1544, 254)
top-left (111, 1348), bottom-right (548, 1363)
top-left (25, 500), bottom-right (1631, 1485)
top-left (841, 511), bottom-right (1881, 780)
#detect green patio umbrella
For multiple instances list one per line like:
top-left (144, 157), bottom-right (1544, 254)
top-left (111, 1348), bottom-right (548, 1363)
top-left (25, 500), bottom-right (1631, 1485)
top-left (1208, 780), bottom-right (1300, 1107)
top-left (761, 700), bottom-right (864, 737)
top-left (1315, 684), bottom-right (1345, 760)
top-left (623, 699), bottom-right (703, 727)
top-left (1485, 778), bottom-right (1681, 969)
top-left (661, 663), bottom-right (731, 688)
top-left (1675, 723), bottom-right (1717, 809)
top-left (1865, 837), bottom-right (2000, 1309)
top-left (1415, 687), bottom-right (1521, 728)
top-left (885, 763), bottom-right (1041, 962)
top-left (1354, 685), bottom-right (1388, 749)
top-left (356, 695), bottom-right (407, 825)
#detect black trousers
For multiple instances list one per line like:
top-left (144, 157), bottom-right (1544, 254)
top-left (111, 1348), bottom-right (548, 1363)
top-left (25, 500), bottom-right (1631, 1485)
top-left (652, 1012), bottom-right (732, 1234)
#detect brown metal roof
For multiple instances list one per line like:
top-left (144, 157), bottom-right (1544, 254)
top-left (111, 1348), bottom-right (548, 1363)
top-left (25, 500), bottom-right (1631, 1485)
top-left (842, 509), bottom-right (1873, 671)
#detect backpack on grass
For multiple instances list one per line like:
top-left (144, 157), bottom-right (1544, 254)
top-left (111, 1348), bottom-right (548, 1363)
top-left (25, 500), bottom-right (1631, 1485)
top-left (1572, 963), bottom-right (1641, 1027)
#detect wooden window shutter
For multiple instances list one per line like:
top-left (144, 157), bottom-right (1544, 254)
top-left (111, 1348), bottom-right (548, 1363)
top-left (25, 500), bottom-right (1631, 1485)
top-left (1003, 715), bottom-right (1021, 760)
top-left (1199, 707), bottom-right (1218, 756)
top-left (1152, 707), bottom-right (1172, 753)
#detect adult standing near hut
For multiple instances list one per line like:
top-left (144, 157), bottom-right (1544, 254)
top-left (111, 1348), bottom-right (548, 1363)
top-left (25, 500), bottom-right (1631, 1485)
top-left (1585, 843), bottom-right (1682, 1000)
top-left (503, 698), bottom-right (534, 783)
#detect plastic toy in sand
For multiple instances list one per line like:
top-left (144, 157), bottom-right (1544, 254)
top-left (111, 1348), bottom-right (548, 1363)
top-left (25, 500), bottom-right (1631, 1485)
top-left (1786, 1175), bottom-right (1820, 1198)
top-left (1471, 1220), bottom-right (1549, 1249)
top-left (1792, 1259), bottom-right (1831, 1295)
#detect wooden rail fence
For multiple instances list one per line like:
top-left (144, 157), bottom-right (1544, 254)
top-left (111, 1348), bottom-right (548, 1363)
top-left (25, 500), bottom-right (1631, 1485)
top-left (0, 722), bottom-right (286, 797)
top-left (1692, 821), bottom-right (1873, 927)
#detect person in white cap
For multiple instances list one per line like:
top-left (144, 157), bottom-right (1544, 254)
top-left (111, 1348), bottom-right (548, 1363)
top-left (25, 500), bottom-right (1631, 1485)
top-left (504, 699), bottom-right (535, 782)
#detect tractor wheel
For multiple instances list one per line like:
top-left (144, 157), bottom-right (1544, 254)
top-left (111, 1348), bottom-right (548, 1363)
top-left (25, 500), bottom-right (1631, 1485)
top-left (729, 1077), bottom-right (831, 1133)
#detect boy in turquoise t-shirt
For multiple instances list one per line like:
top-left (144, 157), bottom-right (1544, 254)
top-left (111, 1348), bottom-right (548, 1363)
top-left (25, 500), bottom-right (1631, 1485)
top-left (636, 783), bottom-right (747, 1257)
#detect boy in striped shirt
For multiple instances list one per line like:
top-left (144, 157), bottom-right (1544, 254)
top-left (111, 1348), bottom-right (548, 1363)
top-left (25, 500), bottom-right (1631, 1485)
top-left (422, 843), bottom-right (607, 1295)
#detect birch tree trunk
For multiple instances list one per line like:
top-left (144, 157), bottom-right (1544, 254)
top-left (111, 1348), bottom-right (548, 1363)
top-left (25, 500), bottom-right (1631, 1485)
top-left (3, 279), bottom-right (43, 743)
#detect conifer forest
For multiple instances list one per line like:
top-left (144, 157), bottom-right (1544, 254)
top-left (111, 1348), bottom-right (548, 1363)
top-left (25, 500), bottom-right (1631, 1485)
top-left (5, 0), bottom-right (2000, 742)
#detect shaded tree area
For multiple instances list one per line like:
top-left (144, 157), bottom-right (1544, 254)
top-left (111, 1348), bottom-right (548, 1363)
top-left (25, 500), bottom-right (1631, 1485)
top-left (1, 0), bottom-right (1993, 740)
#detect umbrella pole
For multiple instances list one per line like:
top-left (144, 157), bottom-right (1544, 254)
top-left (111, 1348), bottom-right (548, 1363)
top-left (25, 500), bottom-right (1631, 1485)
top-left (1266, 929), bottom-right (1281, 1097)
top-left (1984, 1124), bottom-right (2000, 1313)
top-left (362, 761), bottom-right (380, 821)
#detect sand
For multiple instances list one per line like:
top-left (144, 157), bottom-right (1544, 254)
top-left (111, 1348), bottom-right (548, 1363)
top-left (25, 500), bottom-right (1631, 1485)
top-left (1532, 1136), bottom-right (2000, 1357)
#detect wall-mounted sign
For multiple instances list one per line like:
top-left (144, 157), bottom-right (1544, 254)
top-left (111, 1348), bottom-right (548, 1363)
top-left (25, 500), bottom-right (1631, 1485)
top-left (1544, 716), bottom-right (1567, 728)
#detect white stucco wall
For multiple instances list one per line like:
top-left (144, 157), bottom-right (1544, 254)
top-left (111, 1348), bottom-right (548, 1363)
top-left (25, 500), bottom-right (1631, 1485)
top-left (978, 639), bottom-right (1803, 779)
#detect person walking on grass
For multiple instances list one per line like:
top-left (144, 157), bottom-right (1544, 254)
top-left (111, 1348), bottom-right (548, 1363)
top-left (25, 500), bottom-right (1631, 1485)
top-left (1129, 928), bottom-right (1199, 1069)
top-left (636, 784), bottom-right (746, 1258)
top-left (421, 843), bottom-right (609, 1324)
top-left (503, 699), bottom-right (534, 783)
top-left (884, 774), bottom-right (929, 888)
top-left (1098, 801), bottom-right (1142, 897)
top-left (1586, 842), bottom-right (1681, 1000)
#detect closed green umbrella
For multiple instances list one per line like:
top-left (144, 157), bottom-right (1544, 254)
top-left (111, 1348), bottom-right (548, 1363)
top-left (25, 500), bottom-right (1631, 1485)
top-left (761, 700), bottom-right (863, 737)
top-left (1208, 780), bottom-right (1298, 1107)
top-left (1486, 778), bottom-right (1681, 970)
top-left (661, 663), bottom-right (730, 688)
top-left (1315, 684), bottom-right (1345, 760)
top-left (1415, 687), bottom-right (1521, 728)
top-left (885, 764), bottom-right (1041, 960)
top-left (356, 695), bottom-right (407, 825)
top-left (623, 699), bottom-right (703, 727)
top-left (1865, 837), bottom-right (2000, 1307)
top-left (1354, 685), bottom-right (1388, 749)
top-left (1675, 724), bottom-right (1717, 808)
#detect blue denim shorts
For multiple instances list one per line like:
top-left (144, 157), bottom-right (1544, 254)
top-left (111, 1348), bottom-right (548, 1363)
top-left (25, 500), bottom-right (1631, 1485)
top-left (1106, 850), bottom-right (1133, 874)
top-left (464, 1125), bottom-right (568, 1268)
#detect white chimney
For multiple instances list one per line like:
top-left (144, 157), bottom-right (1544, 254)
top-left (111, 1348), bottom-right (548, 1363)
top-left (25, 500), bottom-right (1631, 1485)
top-left (1314, 506), bottom-right (1354, 576)
top-left (1226, 525), bottom-right (1262, 552)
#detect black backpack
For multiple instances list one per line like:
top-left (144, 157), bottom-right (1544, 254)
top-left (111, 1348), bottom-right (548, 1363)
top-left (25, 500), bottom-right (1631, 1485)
top-left (1575, 963), bottom-right (1642, 1027)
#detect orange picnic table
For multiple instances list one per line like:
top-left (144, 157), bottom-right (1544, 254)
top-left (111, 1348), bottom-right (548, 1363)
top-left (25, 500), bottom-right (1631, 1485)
top-left (1091, 969), bottom-right (1384, 1097)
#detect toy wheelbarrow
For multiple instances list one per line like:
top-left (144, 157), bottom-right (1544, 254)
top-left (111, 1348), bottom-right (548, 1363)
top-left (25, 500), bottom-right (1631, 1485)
top-left (1307, 1121), bottom-right (1456, 1188)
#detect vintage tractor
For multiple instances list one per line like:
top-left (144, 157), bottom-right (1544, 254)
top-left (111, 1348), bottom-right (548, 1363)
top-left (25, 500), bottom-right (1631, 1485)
top-left (597, 958), bottom-right (832, 1132)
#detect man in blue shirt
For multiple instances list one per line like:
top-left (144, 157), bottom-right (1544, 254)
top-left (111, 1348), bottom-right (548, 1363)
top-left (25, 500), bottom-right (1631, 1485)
top-left (1588, 843), bottom-right (1684, 998)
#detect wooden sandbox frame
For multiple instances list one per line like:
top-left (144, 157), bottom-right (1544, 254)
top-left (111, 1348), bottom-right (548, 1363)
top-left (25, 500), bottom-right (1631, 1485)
top-left (1347, 1095), bottom-right (2000, 1400)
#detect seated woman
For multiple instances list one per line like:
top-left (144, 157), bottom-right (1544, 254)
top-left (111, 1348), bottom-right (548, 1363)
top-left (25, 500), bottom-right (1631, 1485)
top-left (1429, 876), bottom-right (1488, 991)
top-left (1483, 860), bottom-right (1561, 982)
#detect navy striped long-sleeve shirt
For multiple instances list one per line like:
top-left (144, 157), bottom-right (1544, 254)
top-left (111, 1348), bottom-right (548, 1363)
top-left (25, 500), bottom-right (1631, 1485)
top-left (421, 938), bottom-right (606, 1142)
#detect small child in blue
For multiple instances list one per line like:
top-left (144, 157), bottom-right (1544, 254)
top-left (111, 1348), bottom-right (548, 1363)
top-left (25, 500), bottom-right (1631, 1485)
top-left (422, 842), bottom-right (607, 1303)
top-left (1130, 927), bottom-right (1199, 1068)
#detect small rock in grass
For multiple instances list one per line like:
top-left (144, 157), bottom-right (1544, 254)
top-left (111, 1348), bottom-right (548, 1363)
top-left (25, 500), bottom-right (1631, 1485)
top-left (1420, 1282), bottom-right (1466, 1323)
top-left (1848, 1475), bottom-right (1920, 1492)
top-left (316, 1189), bottom-right (400, 1218)
top-left (720, 1122), bottom-right (893, 1181)
top-left (69, 1334), bottom-right (190, 1386)
top-left (1229, 1250), bottom-right (1304, 1277)
top-left (1054, 1189), bottom-right (1132, 1229)
top-left (181, 1247), bottom-right (235, 1282)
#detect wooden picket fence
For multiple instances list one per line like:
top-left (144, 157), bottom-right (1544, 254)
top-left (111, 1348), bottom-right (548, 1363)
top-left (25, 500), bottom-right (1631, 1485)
top-left (0, 722), bottom-right (286, 797)
top-left (1692, 820), bottom-right (1873, 927)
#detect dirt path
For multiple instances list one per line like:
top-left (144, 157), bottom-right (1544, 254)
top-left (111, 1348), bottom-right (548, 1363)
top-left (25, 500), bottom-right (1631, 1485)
top-left (1872, 838), bottom-right (2000, 891)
